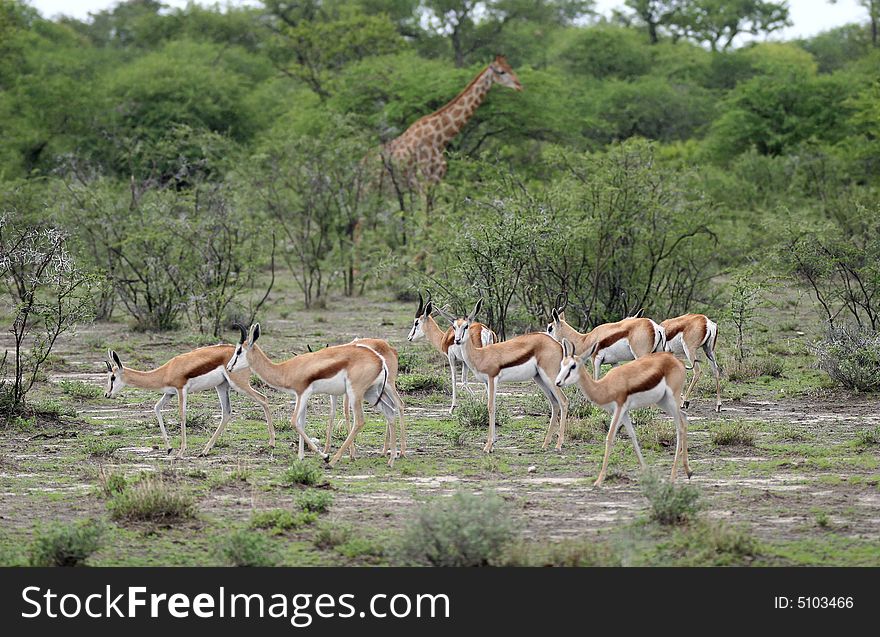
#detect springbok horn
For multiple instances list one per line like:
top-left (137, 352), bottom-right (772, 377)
top-left (416, 291), bottom-right (424, 317)
top-left (233, 322), bottom-right (247, 344)
top-left (555, 292), bottom-right (568, 312)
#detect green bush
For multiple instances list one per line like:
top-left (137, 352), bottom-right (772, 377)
top-left (854, 426), bottom-right (880, 447)
top-left (107, 476), bottom-right (196, 522)
top-left (726, 357), bottom-right (784, 381)
top-left (28, 519), bottom-right (104, 567)
top-left (502, 538), bottom-right (622, 567)
top-left (96, 467), bottom-right (127, 498)
top-left (455, 399), bottom-right (510, 430)
top-left (661, 521), bottom-right (760, 566)
top-left (284, 460), bottom-right (324, 487)
top-left (391, 491), bottom-right (516, 567)
top-left (250, 509), bottom-right (318, 534)
top-left (397, 373), bottom-right (447, 393)
top-left (217, 530), bottom-right (277, 567)
top-left (85, 438), bottom-right (122, 457)
top-left (711, 421), bottom-right (756, 446)
top-left (59, 379), bottom-right (103, 400)
top-left (813, 326), bottom-right (880, 392)
top-left (312, 523), bottom-right (351, 550)
top-left (641, 472), bottom-right (703, 526)
top-left (296, 490), bottom-right (333, 514)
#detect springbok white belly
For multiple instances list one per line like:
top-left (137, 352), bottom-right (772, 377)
top-left (311, 371), bottom-right (348, 396)
top-left (497, 360), bottom-right (539, 383)
top-left (624, 380), bottom-right (671, 410)
top-left (184, 367), bottom-right (225, 393)
top-left (665, 333), bottom-right (686, 357)
top-left (599, 338), bottom-right (636, 364)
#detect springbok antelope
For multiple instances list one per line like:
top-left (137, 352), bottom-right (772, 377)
top-left (555, 338), bottom-right (692, 487)
top-left (226, 324), bottom-right (403, 467)
top-left (450, 299), bottom-right (568, 453)
top-left (317, 338), bottom-right (406, 461)
top-left (407, 291), bottom-right (496, 413)
top-left (660, 314), bottom-right (721, 412)
top-left (103, 334), bottom-right (274, 458)
top-left (546, 293), bottom-right (665, 380)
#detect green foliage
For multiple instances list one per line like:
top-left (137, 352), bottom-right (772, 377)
top-left (250, 509), bottom-right (318, 534)
top-left (854, 426), bottom-right (880, 447)
top-left (710, 421), bottom-right (756, 446)
top-left (725, 357), bottom-right (784, 381)
top-left (557, 25), bottom-right (651, 79)
top-left (641, 471), bottom-right (704, 526)
top-left (85, 438), bottom-right (122, 457)
top-left (397, 372), bottom-right (448, 393)
top-left (658, 520), bottom-right (760, 565)
top-left (813, 326), bottom-right (880, 392)
top-left (0, 206), bottom-right (98, 414)
top-left (217, 529), bottom-right (277, 567)
top-left (28, 519), bottom-right (104, 567)
top-left (296, 489), bottom-right (334, 514)
top-left (107, 476), bottom-right (196, 522)
top-left (284, 460), bottom-right (325, 487)
top-left (455, 399), bottom-right (511, 429)
top-left (391, 491), bottom-right (516, 566)
top-left (59, 379), bottom-right (103, 400)
top-left (58, 177), bottom-right (268, 334)
top-left (503, 538), bottom-right (622, 566)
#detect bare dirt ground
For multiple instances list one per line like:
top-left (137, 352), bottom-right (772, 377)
top-left (1, 295), bottom-right (879, 565)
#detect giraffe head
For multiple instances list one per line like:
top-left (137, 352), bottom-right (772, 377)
top-left (489, 55), bottom-right (523, 91)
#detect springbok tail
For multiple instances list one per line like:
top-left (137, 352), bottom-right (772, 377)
top-left (653, 322), bottom-right (667, 353)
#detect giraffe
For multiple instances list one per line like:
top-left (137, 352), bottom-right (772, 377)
top-left (380, 55), bottom-right (523, 194)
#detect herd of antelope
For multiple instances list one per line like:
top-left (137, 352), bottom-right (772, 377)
top-left (103, 292), bottom-right (721, 487)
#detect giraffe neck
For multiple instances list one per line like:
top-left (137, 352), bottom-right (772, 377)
top-left (430, 66), bottom-right (494, 147)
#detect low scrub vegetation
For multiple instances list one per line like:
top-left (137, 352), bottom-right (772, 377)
top-left (107, 476), bottom-right (196, 522)
top-left (813, 326), bottom-right (880, 392)
top-left (296, 490), bottom-right (333, 514)
top-left (455, 400), bottom-right (510, 430)
top-left (711, 421), bottom-right (756, 446)
top-left (250, 509), bottom-right (317, 534)
top-left (641, 472), bottom-right (704, 526)
top-left (391, 491), bottom-right (516, 567)
top-left (217, 529), bottom-right (277, 567)
top-left (284, 460), bottom-right (325, 487)
top-left (28, 519), bottom-right (104, 567)
top-left (397, 373), bottom-right (448, 394)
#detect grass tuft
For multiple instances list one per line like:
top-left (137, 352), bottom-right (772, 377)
top-left (107, 475), bottom-right (196, 522)
top-left (28, 519), bottom-right (104, 567)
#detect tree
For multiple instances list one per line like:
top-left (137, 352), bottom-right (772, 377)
top-left (421, 0), bottom-right (593, 67)
top-left (832, 0), bottom-right (879, 47)
top-left (672, 0), bottom-right (791, 51)
top-left (0, 213), bottom-right (97, 415)
top-left (623, 0), bottom-right (685, 44)
top-left (264, 2), bottom-right (403, 99)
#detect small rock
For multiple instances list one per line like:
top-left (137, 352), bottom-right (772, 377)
top-left (527, 465), bottom-right (537, 473)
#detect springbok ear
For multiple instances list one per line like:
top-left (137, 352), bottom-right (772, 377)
top-left (584, 341), bottom-right (600, 360)
top-left (561, 338), bottom-right (573, 358)
top-left (110, 350), bottom-right (122, 368)
top-left (252, 323), bottom-right (261, 343)
top-left (470, 298), bottom-right (483, 321)
top-left (551, 308), bottom-right (559, 323)
top-left (105, 361), bottom-right (112, 372)
top-left (632, 308), bottom-right (644, 319)
top-left (435, 305), bottom-right (456, 324)
top-left (424, 300), bottom-right (433, 316)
